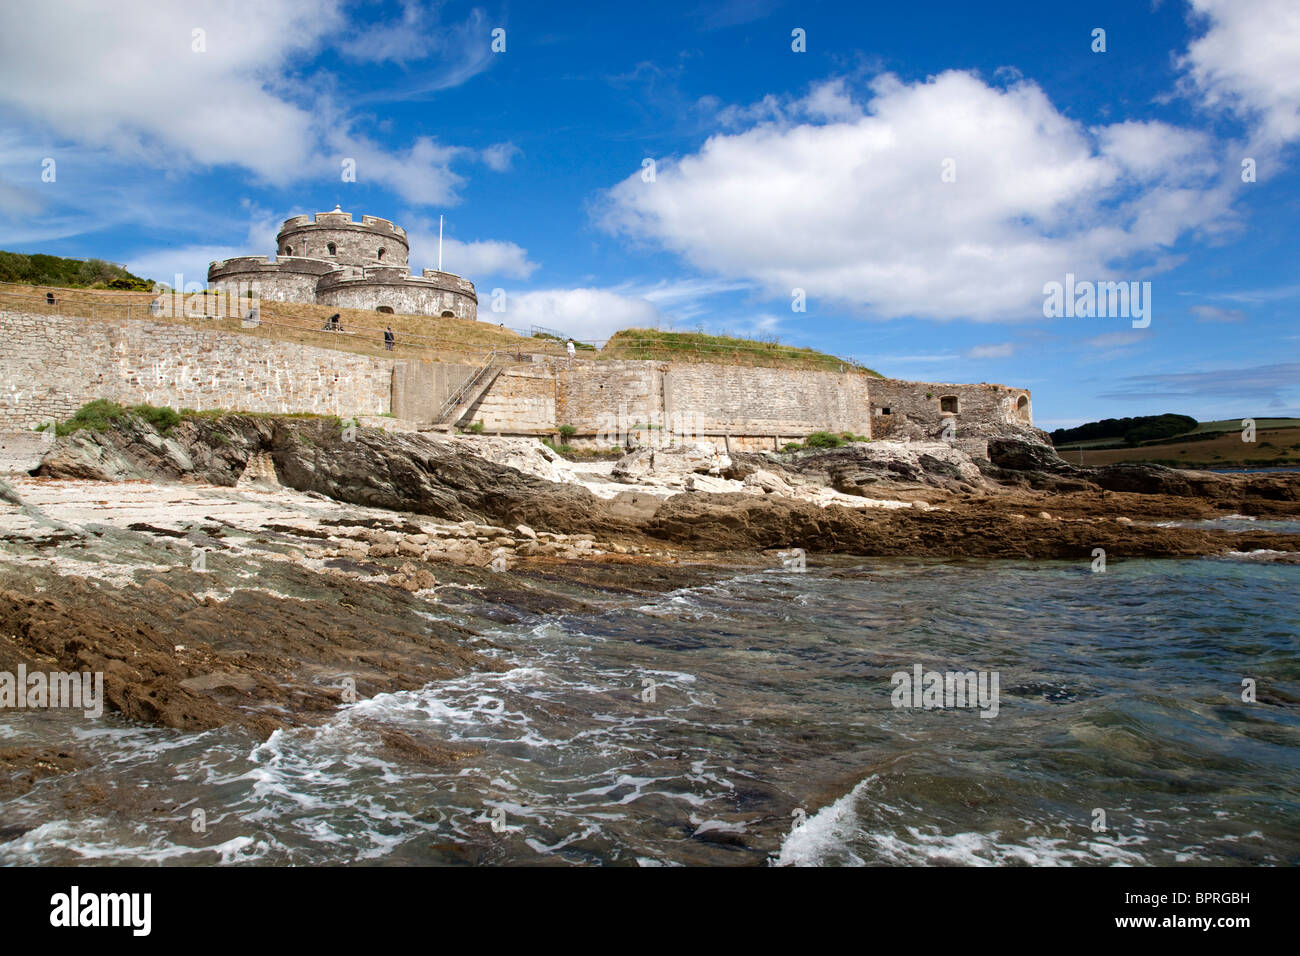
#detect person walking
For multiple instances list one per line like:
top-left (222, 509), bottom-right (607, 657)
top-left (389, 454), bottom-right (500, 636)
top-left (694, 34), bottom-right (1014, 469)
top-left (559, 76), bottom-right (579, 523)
top-left (566, 338), bottom-right (576, 361)
top-left (384, 326), bottom-right (394, 351)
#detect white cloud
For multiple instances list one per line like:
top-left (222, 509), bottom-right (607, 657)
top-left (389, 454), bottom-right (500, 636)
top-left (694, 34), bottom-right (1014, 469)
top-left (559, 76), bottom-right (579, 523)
top-left (600, 72), bottom-right (1233, 322)
top-left (0, 0), bottom-right (494, 207)
top-left (327, 133), bottom-right (468, 206)
top-left (1180, 0), bottom-right (1300, 144)
top-left (0, 1), bottom-right (341, 183)
top-left (399, 215), bottom-right (538, 280)
top-left (0, 176), bottom-right (44, 220)
top-left (435, 238), bottom-right (538, 280)
top-left (965, 343), bottom-right (1017, 359)
top-left (481, 143), bottom-right (521, 172)
top-left (1082, 331), bottom-right (1152, 349)
top-left (1099, 362), bottom-right (1300, 404)
top-left (126, 200), bottom-right (281, 284)
top-left (340, 2), bottom-right (487, 68)
top-left (499, 288), bottom-right (664, 340)
top-left (1191, 304), bottom-right (1245, 322)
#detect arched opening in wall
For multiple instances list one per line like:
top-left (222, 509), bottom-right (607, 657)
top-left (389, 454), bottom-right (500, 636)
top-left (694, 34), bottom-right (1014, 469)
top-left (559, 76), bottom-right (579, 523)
top-left (377, 248), bottom-right (385, 261)
top-left (284, 245), bottom-right (292, 256)
top-left (327, 242), bottom-right (337, 256)
top-left (441, 310), bottom-right (455, 318)
top-left (940, 395), bottom-right (960, 414)
top-left (376, 306), bottom-right (394, 314)
top-left (1015, 394), bottom-right (1031, 422)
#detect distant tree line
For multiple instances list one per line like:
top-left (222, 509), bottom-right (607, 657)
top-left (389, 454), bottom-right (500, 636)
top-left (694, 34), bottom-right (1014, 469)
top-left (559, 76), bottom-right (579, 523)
top-left (1051, 413), bottom-right (1198, 447)
top-left (0, 250), bottom-right (154, 291)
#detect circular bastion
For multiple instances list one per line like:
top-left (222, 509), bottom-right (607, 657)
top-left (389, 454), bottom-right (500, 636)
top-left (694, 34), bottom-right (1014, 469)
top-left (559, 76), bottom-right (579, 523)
top-left (315, 267), bottom-right (478, 320)
top-left (207, 256), bottom-right (339, 303)
top-left (276, 209), bottom-right (409, 269)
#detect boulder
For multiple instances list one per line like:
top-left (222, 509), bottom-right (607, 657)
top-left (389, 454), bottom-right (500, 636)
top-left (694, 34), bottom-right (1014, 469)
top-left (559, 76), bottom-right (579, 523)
top-left (789, 440), bottom-right (984, 493)
top-left (611, 442), bottom-right (732, 483)
top-left (742, 469), bottom-right (793, 496)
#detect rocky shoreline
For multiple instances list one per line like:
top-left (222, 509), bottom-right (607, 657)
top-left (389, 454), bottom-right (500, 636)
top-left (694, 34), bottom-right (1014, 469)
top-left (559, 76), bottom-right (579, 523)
top-left (2, 413), bottom-right (1298, 760)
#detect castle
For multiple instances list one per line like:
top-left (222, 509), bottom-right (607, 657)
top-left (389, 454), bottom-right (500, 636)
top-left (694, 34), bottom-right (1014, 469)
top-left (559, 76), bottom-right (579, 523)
top-left (208, 207), bottom-right (478, 320)
top-left (2, 206), bottom-right (1035, 451)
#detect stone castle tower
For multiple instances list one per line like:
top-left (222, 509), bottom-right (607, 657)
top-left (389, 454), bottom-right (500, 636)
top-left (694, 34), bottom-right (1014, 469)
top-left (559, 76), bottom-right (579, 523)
top-left (208, 207), bottom-right (477, 320)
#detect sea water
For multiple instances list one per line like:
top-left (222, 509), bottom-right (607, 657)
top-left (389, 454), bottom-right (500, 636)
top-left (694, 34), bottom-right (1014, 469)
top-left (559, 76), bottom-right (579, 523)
top-left (2, 549), bottom-right (1297, 866)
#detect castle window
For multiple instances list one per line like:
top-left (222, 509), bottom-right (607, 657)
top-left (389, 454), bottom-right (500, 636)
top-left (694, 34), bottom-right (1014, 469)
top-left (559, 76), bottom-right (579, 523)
top-left (1016, 394), bottom-right (1030, 421)
top-left (377, 248), bottom-right (385, 261)
top-left (376, 306), bottom-right (394, 314)
top-left (327, 242), bottom-right (337, 256)
top-left (284, 245), bottom-right (292, 255)
top-left (874, 407), bottom-right (891, 416)
top-left (940, 395), bottom-right (959, 414)
top-left (441, 310), bottom-right (455, 318)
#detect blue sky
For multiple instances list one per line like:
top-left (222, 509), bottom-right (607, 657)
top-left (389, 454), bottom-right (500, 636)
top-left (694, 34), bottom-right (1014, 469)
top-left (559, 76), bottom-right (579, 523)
top-left (1, 0), bottom-right (1297, 429)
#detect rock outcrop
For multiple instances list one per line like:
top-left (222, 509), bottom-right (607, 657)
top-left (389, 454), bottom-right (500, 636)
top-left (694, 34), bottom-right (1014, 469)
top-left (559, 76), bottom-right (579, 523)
top-left (785, 440), bottom-right (985, 494)
top-left (27, 413), bottom-right (1300, 561)
top-left (611, 442), bottom-right (732, 484)
top-left (37, 416), bottom-right (637, 536)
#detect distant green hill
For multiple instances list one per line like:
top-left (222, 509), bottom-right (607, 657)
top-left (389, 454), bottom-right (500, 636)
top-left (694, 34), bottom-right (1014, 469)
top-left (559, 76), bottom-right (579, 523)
top-left (1052, 413), bottom-right (1197, 447)
top-left (0, 250), bottom-right (153, 291)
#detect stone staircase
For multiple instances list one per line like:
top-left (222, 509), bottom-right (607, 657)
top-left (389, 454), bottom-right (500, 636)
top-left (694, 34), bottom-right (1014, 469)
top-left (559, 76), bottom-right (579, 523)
top-left (433, 351), bottom-right (503, 426)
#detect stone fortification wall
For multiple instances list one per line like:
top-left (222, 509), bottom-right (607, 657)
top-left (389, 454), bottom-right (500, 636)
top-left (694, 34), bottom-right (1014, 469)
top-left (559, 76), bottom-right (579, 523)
top-left (470, 365), bottom-right (556, 432)
top-left (1, 307), bottom-right (1032, 454)
top-left (664, 364), bottom-right (873, 442)
top-left (207, 256), bottom-right (337, 304)
top-left (867, 378), bottom-right (1032, 438)
top-left (0, 311), bottom-right (394, 429)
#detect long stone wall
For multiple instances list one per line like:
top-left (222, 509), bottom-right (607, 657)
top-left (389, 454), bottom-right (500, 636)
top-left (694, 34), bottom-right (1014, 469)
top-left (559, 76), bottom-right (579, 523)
top-left (472, 365), bottom-right (556, 431)
top-left (556, 361), bottom-right (662, 435)
top-left (549, 359), bottom-right (873, 451)
top-left (665, 364), bottom-right (873, 447)
top-left (0, 307), bottom-right (1031, 450)
top-left (0, 311), bottom-right (395, 429)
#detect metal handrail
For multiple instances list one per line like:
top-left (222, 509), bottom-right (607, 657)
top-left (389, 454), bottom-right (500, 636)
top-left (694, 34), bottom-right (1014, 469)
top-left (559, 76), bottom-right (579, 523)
top-left (433, 350), bottom-right (501, 424)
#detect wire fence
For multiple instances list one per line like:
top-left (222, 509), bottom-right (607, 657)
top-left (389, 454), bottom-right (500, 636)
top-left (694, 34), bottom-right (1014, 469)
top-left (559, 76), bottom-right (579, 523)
top-left (0, 283), bottom-right (874, 373)
top-left (0, 287), bottom-right (555, 366)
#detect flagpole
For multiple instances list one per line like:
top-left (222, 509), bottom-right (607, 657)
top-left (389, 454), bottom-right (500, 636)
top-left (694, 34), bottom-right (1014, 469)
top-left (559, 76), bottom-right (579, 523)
top-left (438, 215), bottom-right (443, 272)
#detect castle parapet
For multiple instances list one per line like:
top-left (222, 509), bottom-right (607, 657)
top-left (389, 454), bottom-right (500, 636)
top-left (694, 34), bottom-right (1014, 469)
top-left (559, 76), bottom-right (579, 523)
top-left (208, 255), bottom-right (339, 305)
top-left (209, 256), bottom-right (337, 277)
top-left (420, 269), bottom-right (476, 296)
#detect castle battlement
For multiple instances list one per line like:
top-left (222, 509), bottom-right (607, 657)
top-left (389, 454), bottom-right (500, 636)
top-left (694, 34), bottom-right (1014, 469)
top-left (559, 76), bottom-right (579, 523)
top-left (360, 215), bottom-right (406, 238)
top-left (209, 255), bottom-right (338, 275)
top-left (278, 209), bottom-right (407, 239)
top-left (316, 266), bottom-right (478, 301)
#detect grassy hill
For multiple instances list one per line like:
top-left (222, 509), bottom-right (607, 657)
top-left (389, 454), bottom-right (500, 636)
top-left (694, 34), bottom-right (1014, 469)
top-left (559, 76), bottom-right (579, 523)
top-left (0, 280), bottom-right (878, 372)
top-left (602, 328), bottom-right (881, 374)
top-left (0, 281), bottom-right (536, 364)
top-left (0, 250), bottom-right (154, 291)
top-left (1185, 417), bottom-right (1300, 435)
